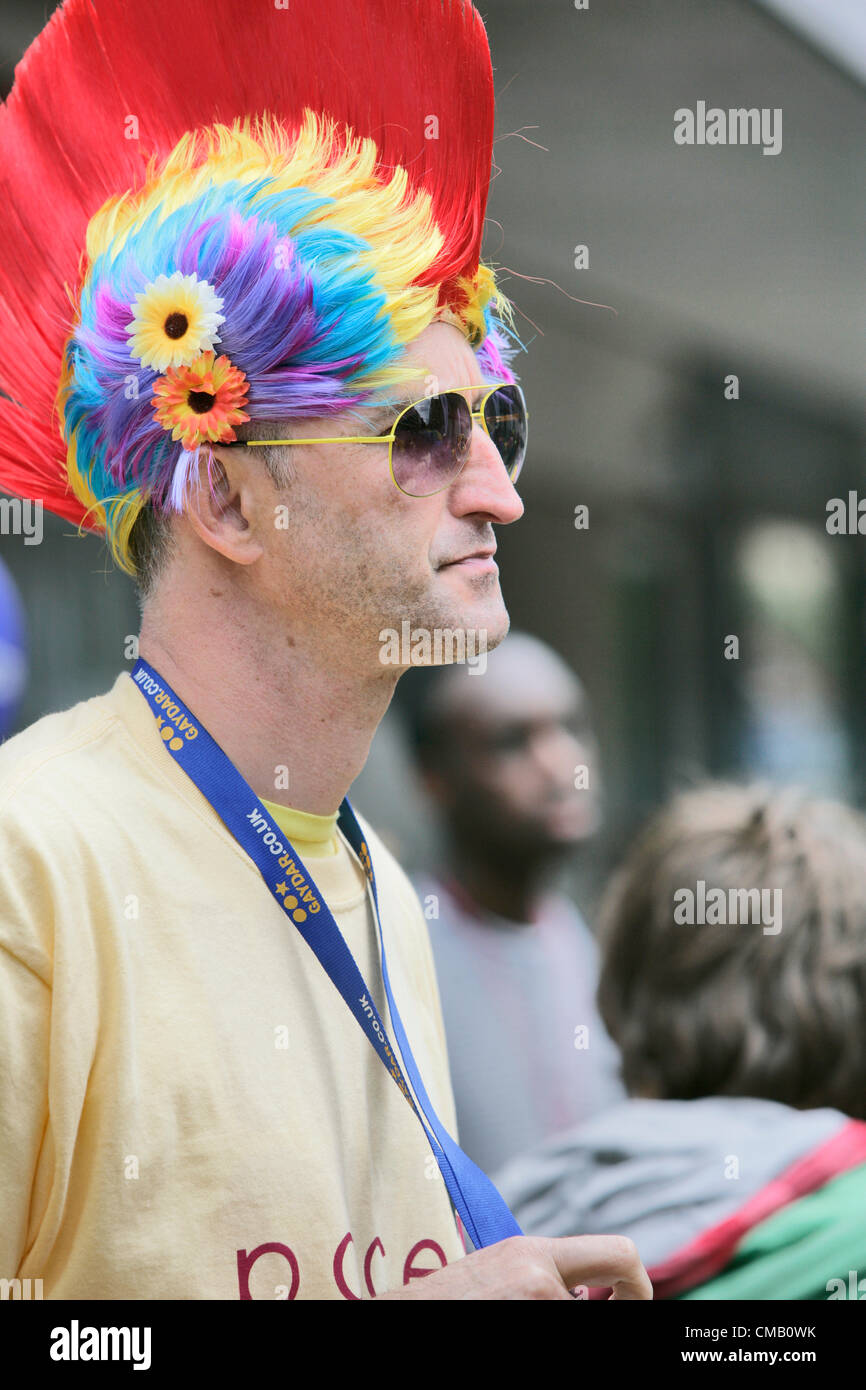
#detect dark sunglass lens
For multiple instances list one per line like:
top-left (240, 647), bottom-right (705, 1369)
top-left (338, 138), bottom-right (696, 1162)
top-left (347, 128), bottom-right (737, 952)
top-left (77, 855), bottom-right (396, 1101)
top-left (484, 385), bottom-right (527, 479)
top-left (391, 392), bottom-right (472, 496)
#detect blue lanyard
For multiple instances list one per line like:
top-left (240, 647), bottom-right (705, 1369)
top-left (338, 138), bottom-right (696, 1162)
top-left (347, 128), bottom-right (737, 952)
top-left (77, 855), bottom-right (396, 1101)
top-left (131, 658), bottom-right (521, 1251)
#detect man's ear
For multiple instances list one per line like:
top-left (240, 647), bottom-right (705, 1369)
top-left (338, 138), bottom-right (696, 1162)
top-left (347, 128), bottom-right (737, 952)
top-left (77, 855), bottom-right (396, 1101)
top-left (183, 445), bottom-right (266, 566)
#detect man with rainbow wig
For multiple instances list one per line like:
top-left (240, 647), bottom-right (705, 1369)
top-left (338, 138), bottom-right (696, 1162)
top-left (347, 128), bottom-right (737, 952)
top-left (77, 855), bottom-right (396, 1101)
top-left (0, 0), bottom-right (649, 1301)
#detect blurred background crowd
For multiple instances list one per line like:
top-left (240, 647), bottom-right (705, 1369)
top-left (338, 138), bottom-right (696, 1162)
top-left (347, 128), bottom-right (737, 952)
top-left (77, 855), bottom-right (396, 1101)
top-left (2, 0), bottom-right (865, 1298)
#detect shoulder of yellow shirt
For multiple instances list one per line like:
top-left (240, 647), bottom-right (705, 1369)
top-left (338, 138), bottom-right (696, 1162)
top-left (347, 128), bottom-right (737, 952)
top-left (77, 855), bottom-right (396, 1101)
top-left (0, 686), bottom-right (119, 809)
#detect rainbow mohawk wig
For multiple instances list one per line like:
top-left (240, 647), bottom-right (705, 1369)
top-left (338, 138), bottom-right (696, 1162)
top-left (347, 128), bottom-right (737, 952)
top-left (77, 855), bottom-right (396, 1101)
top-left (0, 0), bottom-right (520, 575)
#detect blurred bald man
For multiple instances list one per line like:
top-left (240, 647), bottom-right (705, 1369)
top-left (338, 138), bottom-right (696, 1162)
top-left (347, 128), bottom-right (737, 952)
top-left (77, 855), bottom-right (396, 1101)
top-left (398, 631), bottom-right (625, 1178)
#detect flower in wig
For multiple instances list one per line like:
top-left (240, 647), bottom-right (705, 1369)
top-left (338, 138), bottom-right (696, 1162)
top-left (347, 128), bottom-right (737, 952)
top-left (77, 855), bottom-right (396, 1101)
top-left (127, 271), bottom-right (225, 372)
top-left (152, 351), bottom-right (250, 449)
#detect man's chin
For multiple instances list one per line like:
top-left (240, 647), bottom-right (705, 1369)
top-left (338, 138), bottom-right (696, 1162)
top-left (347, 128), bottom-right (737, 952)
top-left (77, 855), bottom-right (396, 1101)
top-left (441, 579), bottom-right (510, 646)
top-left (395, 613), bottom-right (508, 669)
top-left (440, 596), bottom-right (509, 665)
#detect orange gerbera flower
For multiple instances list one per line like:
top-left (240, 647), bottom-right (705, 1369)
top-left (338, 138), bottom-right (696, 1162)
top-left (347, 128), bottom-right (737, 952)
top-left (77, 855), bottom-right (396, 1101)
top-left (152, 350), bottom-right (250, 449)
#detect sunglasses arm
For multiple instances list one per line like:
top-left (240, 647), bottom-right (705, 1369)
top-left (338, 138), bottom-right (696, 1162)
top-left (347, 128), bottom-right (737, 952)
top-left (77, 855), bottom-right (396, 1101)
top-left (244, 435), bottom-right (392, 447)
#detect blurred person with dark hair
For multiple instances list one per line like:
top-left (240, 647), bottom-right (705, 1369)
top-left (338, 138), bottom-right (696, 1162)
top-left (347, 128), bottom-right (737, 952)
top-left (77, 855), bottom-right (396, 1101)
top-left (495, 782), bottom-right (866, 1299)
top-left (400, 631), bottom-right (626, 1177)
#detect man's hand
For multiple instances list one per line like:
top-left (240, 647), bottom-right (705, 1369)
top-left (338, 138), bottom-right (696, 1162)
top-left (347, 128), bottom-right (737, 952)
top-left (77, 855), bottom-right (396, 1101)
top-left (376, 1234), bottom-right (652, 1300)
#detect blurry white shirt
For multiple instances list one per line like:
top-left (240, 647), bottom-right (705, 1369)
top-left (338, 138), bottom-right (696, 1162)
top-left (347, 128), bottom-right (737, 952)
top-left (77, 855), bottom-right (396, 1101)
top-left (414, 873), bottom-right (627, 1180)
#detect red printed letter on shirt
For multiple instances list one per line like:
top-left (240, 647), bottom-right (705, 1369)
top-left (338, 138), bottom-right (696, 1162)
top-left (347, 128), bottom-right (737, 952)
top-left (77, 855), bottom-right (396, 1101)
top-left (403, 1238), bottom-right (448, 1284)
top-left (364, 1237), bottom-right (386, 1297)
top-left (333, 1231), bottom-right (362, 1301)
top-left (236, 1242), bottom-right (300, 1300)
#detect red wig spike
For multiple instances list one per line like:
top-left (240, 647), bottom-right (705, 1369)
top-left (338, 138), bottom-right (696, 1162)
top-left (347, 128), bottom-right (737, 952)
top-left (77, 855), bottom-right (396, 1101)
top-left (0, 0), bottom-right (496, 526)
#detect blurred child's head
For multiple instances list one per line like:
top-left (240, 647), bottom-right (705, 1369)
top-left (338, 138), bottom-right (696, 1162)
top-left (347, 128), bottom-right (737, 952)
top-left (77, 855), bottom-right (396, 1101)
top-left (597, 782), bottom-right (866, 1120)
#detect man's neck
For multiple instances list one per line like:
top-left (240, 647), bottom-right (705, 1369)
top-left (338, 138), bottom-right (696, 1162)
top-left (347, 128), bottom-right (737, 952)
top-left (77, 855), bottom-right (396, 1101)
top-left (138, 596), bottom-right (399, 817)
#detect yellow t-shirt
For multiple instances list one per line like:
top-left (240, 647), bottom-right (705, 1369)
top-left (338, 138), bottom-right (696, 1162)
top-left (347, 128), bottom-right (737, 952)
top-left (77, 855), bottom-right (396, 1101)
top-left (0, 672), bottom-right (464, 1299)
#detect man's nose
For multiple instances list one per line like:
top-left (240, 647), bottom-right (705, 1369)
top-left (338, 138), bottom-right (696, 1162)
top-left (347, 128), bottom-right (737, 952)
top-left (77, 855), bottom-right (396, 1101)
top-left (449, 423), bottom-right (524, 523)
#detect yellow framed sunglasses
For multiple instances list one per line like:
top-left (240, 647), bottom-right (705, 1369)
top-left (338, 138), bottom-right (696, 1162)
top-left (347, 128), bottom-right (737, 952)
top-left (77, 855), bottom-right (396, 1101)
top-left (243, 381), bottom-right (528, 497)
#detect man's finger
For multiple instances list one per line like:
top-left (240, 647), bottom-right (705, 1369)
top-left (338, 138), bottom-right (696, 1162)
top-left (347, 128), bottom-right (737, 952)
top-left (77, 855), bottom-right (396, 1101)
top-left (546, 1234), bottom-right (653, 1300)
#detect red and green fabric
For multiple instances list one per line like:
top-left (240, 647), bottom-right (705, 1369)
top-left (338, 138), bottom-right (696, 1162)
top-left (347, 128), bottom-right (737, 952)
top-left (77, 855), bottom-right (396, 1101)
top-left (646, 1121), bottom-right (866, 1300)
top-left (680, 1161), bottom-right (866, 1300)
